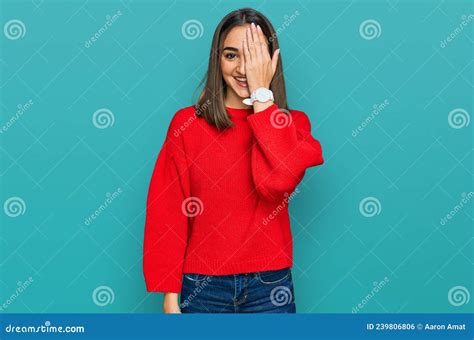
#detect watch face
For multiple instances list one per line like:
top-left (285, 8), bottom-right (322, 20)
top-left (255, 88), bottom-right (270, 101)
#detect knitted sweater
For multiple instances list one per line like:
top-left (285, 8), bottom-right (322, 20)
top-left (143, 103), bottom-right (324, 293)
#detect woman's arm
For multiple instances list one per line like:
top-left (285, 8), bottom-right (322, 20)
top-left (143, 113), bottom-right (191, 295)
top-left (242, 23), bottom-right (324, 202)
top-left (247, 105), bottom-right (324, 202)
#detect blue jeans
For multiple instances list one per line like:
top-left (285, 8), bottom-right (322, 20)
top-left (179, 267), bottom-right (296, 313)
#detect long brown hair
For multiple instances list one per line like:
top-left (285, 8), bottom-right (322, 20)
top-left (195, 8), bottom-right (289, 130)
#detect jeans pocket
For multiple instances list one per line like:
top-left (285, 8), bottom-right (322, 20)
top-left (256, 268), bottom-right (291, 284)
top-left (183, 273), bottom-right (209, 283)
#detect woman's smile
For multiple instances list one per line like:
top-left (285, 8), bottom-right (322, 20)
top-left (234, 76), bottom-right (248, 88)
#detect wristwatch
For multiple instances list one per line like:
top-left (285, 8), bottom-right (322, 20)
top-left (242, 87), bottom-right (274, 105)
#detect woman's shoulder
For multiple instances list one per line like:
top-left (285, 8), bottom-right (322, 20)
top-left (172, 105), bottom-right (199, 120)
top-left (168, 105), bottom-right (200, 131)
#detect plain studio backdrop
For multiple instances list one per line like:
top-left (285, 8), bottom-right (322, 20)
top-left (0, 0), bottom-right (472, 314)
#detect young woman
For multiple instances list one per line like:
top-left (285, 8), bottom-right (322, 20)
top-left (143, 8), bottom-right (324, 313)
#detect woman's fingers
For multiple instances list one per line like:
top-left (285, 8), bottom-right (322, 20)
top-left (251, 23), bottom-right (263, 59)
top-left (245, 27), bottom-right (255, 63)
top-left (256, 24), bottom-right (269, 60)
top-left (242, 38), bottom-right (250, 65)
top-left (243, 23), bottom-right (278, 88)
top-left (248, 23), bottom-right (255, 43)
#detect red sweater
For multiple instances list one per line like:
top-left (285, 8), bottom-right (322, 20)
top-left (143, 103), bottom-right (324, 293)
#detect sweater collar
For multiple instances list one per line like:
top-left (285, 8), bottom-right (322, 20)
top-left (225, 106), bottom-right (253, 118)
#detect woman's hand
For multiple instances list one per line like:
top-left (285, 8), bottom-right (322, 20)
top-left (162, 292), bottom-right (181, 314)
top-left (242, 22), bottom-right (280, 94)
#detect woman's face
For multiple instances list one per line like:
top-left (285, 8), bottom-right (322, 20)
top-left (220, 24), bottom-right (252, 101)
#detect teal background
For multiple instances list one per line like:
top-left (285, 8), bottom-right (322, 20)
top-left (0, 0), bottom-right (472, 313)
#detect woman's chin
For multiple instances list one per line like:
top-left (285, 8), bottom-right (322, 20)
top-left (226, 83), bottom-right (250, 100)
top-left (236, 88), bottom-right (250, 98)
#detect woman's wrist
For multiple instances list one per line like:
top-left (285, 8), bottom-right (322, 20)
top-left (253, 100), bottom-right (274, 113)
top-left (163, 292), bottom-right (181, 313)
top-left (248, 83), bottom-right (270, 94)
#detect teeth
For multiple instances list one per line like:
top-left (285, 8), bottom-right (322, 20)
top-left (235, 77), bottom-right (247, 82)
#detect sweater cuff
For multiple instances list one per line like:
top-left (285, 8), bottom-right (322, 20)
top-left (145, 271), bottom-right (182, 293)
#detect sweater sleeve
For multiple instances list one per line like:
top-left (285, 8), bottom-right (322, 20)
top-left (143, 120), bottom-right (190, 293)
top-left (247, 104), bottom-right (324, 202)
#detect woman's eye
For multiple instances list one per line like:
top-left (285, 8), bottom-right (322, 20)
top-left (224, 53), bottom-right (236, 60)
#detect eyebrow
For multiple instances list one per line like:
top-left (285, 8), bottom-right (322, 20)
top-left (222, 46), bottom-right (239, 52)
